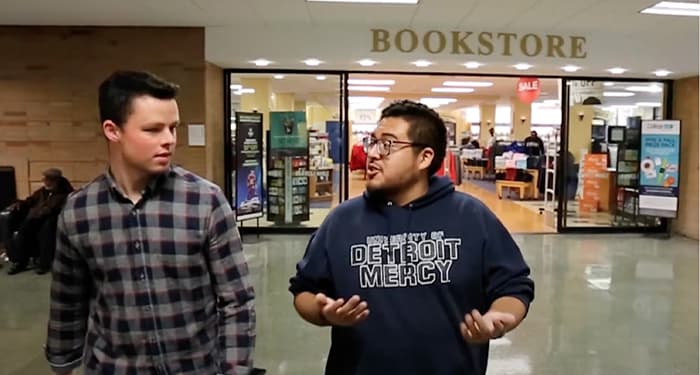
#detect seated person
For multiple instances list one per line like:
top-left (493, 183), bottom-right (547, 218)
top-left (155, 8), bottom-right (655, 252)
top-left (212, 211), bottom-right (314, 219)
top-left (6, 168), bottom-right (73, 275)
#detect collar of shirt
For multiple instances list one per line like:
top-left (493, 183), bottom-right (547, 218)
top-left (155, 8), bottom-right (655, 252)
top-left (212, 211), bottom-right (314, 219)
top-left (103, 165), bottom-right (175, 203)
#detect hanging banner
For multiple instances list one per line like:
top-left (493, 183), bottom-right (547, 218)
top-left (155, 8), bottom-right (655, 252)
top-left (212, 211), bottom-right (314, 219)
top-left (234, 112), bottom-right (264, 221)
top-left (638, 120), bottom-right (681, 218)
top-left (570, 80), bottom-right (604, 105)
top-left (270, 111), bottom-right (309, 156)
top-left (516, 77), bottom-right (540, 104)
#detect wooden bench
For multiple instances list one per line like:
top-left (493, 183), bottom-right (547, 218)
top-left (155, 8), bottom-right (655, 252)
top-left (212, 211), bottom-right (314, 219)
top-left (496, 180), bottom-right (530, 200)
top-left (464, 165), bottom-right (485, 180)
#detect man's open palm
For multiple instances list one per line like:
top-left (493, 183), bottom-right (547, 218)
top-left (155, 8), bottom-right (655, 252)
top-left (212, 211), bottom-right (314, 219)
top-left (316, 293), bottom-right (370, 327)
top-left (460, 309), bottom-right (516, 344)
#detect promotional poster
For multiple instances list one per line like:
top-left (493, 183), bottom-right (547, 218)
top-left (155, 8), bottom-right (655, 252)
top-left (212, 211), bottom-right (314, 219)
top-left (235, 112), bottom-right (264, 221)
top-left (638, 120), bottom-right (680, 218)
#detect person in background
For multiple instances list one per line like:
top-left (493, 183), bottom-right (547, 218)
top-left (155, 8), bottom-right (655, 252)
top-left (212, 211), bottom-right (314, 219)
top-left (487, 127), bottom-right (497, 148)
top-left (45, 70), bottom-right (256, 375)
top-left (6, 168), bottom-right (73, 275)
top-left (289, 100), bottom-right (534, 375)
top-left (524, 130), bottom-right (545, 156)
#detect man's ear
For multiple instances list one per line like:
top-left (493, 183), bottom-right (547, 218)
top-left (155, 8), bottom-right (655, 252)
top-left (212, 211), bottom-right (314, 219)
top-left (103, 120), bottom-right (121, 142)
top-left (418, 147), bottom-right (435, 172)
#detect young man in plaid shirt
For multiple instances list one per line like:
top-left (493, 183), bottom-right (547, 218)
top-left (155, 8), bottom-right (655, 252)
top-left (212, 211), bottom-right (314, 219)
top-left (45, 71), bottom-right (256, 375)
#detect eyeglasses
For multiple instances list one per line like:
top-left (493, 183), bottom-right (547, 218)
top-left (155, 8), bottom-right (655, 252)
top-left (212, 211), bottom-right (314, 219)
top-left (363, 137), bottom-right (429, 157)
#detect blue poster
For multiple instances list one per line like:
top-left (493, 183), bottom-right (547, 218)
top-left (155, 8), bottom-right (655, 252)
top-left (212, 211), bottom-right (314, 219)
top-left (638, 120), bottom-right (681, 218)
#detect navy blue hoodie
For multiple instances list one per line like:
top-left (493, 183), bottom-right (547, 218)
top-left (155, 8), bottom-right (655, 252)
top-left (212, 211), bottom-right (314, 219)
top-left (289, 176), bottom-right (534, 375)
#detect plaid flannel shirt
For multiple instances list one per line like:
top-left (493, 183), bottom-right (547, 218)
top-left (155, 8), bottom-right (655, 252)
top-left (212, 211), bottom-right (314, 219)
top-left (45, 166), bottom-right (256, 375)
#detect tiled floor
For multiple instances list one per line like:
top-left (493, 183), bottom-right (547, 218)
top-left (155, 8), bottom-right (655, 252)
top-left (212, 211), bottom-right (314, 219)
top-left (0, 234), bottom-right (697, 375)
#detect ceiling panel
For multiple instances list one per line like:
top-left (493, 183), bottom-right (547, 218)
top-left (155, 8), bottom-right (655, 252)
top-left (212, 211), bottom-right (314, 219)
top-left (306, 2), bottom-right (420, 27)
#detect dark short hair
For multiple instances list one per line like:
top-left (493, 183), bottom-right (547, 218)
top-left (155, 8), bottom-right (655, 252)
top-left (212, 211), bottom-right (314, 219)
top-left (98, 71), bottom-right (179, 127)
top-left (380, 100), bottom-right (446, 176)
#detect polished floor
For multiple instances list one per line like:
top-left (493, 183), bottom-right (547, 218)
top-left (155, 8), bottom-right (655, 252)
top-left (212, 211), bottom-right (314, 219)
top-left (0, 234), bottom-right (697, 375)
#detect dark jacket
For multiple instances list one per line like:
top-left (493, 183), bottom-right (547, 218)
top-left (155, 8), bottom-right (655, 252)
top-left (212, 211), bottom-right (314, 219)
top-left (22, 177), bottom-right (74, 219)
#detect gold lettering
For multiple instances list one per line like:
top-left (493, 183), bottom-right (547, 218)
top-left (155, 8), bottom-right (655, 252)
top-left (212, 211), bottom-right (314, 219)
top-left (570, 36), bottom-right (587, 58)
top-left (369, 29), bottom-right (587, 59)
top-left (395, 29), bottom-right (418, 53)
top-left (371, 29), bottom-right (391, 52)
top-left (478, 32), bottom-right (494, 55)
top-left (497, 32), bottom-right (518, 56)
top-left (546, 35), bottom-right (566, 58)
top-left (520, 33), bottom-right (542, 57)
top-left (424, 30), bottom-right (447, 54)
top-left (451, 31), bottom-right (474, 54)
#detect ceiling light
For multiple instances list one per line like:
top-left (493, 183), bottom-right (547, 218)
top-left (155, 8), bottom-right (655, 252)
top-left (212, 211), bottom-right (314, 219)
top-left (273, 75), bottom-right (285, 79)
top-left (603, 91), bottom-right (635, 97)
top-left (348, 85), bottom-right (391, 92)
top-left (232, 88), bottom-right (256, 96)
top-left (420, 98), bottom-right (457, 108)
top-left (562, 65), bottom-right (581, 72)
top-left (357, 59), bottom-right (378, 66)
top-left (412, 60), bottom-right (432, 67)
top-left (653, 69), bottom-right (672, 77)
top-left (316, 75), bottom-right (327, 81)
top-left (251, 59), bottom-right (272, 66)
top-left (443, 81), bottom-right (493, 87)
top-left (347, 79), bottom-right (395, 85)
top-left (463, 61), bottom-right (482, 69)
top-left (513, 63), bottom-right (533, 70)
top-left (431, 87), bottom-right (475, 93)
top-left (349, 96), bottom-right (385, 108)
top-left (626, 85), bottom-right (663, 93)
top-left (307, 0), bottom-right (418, 3)
top-left (641, 1), bottom-right (700, 16)
top-left (604, 82), bottom-right (615, 87)
top-left (303, 58), bottom-right (323, 66)
top-left (607, 67), bottom-right (627, 74)
top-left (636, 102), bottom-right (663, 107)
top-left (230, 84), bottom-right (242, 90)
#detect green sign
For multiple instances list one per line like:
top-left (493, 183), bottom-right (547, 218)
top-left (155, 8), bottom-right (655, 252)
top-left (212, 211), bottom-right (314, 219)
top-left (270, 111), bottom-right (308, 155)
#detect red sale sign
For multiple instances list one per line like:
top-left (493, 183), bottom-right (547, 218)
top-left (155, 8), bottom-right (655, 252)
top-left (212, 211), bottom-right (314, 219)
top-left (516, 77), bottom-right (541, 104)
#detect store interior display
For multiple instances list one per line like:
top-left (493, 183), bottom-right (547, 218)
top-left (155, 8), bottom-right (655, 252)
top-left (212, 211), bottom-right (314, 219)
top-left (309, 131), bottom-right (334, 202)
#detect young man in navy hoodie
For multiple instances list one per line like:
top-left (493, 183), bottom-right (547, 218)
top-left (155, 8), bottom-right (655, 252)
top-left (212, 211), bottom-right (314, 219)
top-left (289, 100), bottom-right (534, 375)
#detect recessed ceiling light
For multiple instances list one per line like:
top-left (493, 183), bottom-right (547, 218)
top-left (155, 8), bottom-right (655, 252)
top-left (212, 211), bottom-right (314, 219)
top-left (420, 97), bottom-right (457, 108)
top-left (273, 74), bottom-right (285, 79)
top-left (348, 85), bottom-right (391, 92)
top-left (230, 84), bottom-right (242, 90)
top-left (251, 59), bottom-right (272, 66)
top-left (347, 79), bottom-right (395, 85)
top-left (626, 85), bottom-right (663, 93)
top-left (640, 1), bottom-right (700, 17)
top-left (303, 58), bottom-right (323, 66)
top-left (316, 75), bottom-right (327, 81)
top-left (604, 82), bottom-right (615, 87)
top-left (431, 87), bottom-right (475, 93)
top-left (357, 59), bottom-right (378, 66)
top-left (443, 81), bottom-right (494, 87)
top-left (607, 67), bottom-right (627, 74)
top-left (513, 63), bottom-right (533, 70)
top-left (653, 69), bottom-right (672, 77)
top-left (636, 102), bottom-right (663, 107)
top-left (412, 60), bottom-right (432, 67)
top-left (463, 61), bottom-right (482, 69)
top-left (603, 91), bottom-right (635, 97)
top-left (561, 65), bottom-right (581, 72)
top-left (307, 0), bottom-right (418, 3)
top-left (233, 88), bottom-right (256, 96)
